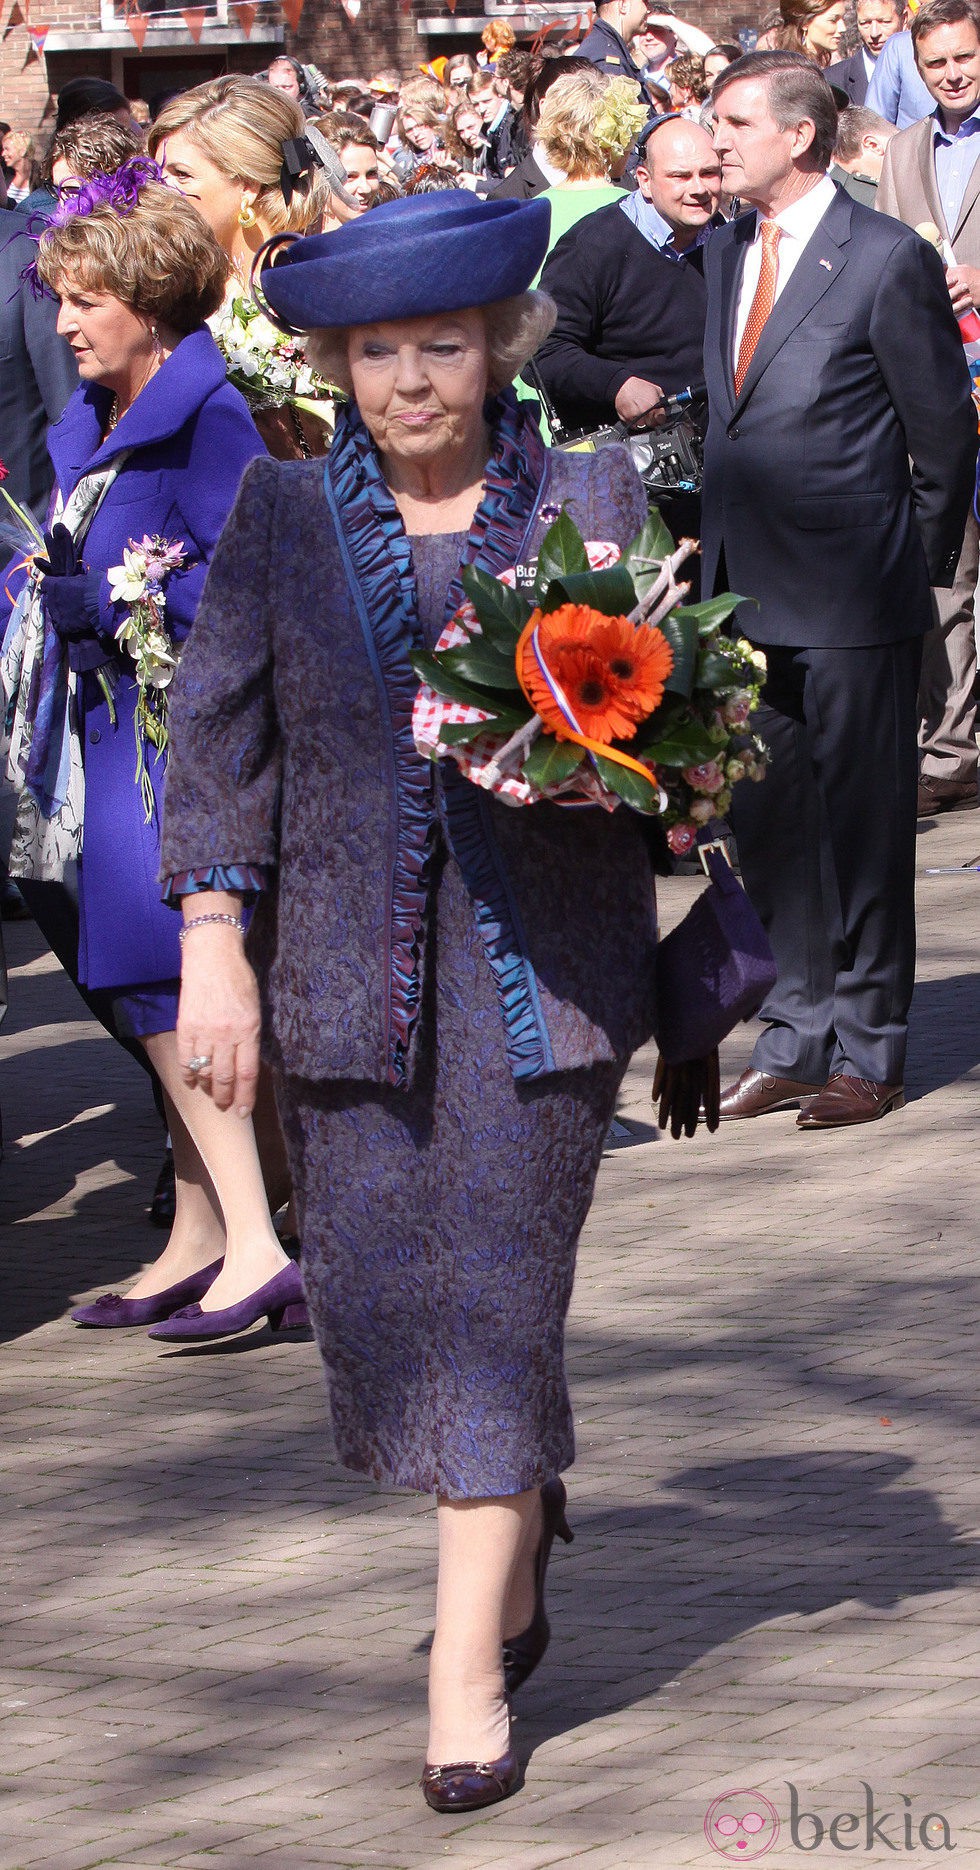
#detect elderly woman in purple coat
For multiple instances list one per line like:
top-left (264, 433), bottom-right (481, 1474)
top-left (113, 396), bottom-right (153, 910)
top-left (159, 195), bottom-right (659, 1811)
top-left (1, 171), bottom-right (304, 1331)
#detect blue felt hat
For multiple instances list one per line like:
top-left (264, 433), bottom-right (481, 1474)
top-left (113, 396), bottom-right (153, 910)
top-left (256, 193), bottom-right (552, 332)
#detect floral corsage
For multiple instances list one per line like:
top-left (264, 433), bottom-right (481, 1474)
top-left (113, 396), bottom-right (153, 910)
top-left (212, 292), bottom-right (338, 425)
top-left (106, 535), bottom-right (185, 821)
top-left (411, 507), bottom-right (768, 844)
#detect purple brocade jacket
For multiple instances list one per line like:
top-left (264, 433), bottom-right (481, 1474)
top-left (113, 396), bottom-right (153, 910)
top-left (160, 438), bottom-right (660, 1087)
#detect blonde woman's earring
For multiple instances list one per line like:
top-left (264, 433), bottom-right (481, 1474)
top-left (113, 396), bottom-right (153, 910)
top-left (238, 200), bottom-right (257, 228)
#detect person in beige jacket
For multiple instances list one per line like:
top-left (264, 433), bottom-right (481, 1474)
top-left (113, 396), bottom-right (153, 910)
top-left (877, 0), bottom-right (980, 815)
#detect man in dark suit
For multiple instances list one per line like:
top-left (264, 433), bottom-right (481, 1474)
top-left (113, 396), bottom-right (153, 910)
top-left (826, 0), bottom-right (905, 101)
top-left (703, 51), bottom-right (976, 1127)
top-left (0, 207), bottom-right (77, 517)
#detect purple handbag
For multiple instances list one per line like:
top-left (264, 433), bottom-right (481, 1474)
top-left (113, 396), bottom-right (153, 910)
top-left (651, 830), bottom-right (777, 1138)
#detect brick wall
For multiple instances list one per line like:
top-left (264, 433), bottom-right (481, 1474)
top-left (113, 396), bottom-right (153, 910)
top-left (2, 1), bottom-right (765, 134)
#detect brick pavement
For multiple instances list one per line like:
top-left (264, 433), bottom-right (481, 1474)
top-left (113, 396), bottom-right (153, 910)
top-left (0, 809), bottom-right (978, 1870)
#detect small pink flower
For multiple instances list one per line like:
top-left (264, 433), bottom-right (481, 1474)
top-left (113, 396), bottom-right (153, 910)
top-left (0, 460), bottom-right (8, 484)
top-left (667, 821), bottom-right (697, 855)
top-left (722, 693), bottom-right (752, 727)
top-left (682, 760), bottom-right (725, 795)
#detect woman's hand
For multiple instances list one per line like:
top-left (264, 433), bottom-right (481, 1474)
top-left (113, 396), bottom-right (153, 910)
top-left (176, 923), bottom-right (262, 1117)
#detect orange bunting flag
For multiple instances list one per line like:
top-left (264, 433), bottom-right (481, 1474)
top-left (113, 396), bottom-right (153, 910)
top-left (27, 21), bottom-right (47, 50)
top-left (446, 0), bottom-right (457, 11)
top-left (181, 4), bottom-right (206, 37)
top-left (280, 0), bottom-right (304, 30)
top-left (234, 0), bottom-right (257, 33)
top-left (127, 10), bottom-right (148, 46)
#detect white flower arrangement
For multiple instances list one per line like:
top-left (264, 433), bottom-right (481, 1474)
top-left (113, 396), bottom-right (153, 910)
top-left (211, 291), bottom-right (337, 419)
top-left (106, 534), bottom-right (185, 822)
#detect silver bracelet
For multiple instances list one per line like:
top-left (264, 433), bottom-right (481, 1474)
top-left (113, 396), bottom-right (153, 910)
top-left (178, 912), bottom-right (246, 944)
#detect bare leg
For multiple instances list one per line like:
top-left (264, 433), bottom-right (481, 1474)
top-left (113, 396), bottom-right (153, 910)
top-left (127, 1030), bottom-right (289, 1309)
top-left (503, 1488), bottom-right (543, 1642)
top-left (427, 1491), bottom-right (538, 1766)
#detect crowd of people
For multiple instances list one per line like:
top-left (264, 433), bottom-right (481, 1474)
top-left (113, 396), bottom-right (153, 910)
top-left (1, 0), bottom-right (978, 1821)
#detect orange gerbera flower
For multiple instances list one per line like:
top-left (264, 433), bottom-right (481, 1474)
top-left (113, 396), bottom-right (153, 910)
top-left (519, 603), bottom-right (673, 746)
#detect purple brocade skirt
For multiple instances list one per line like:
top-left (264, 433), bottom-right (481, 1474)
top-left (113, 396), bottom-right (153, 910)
top-left (276, 845), bottom-right (625, 1500)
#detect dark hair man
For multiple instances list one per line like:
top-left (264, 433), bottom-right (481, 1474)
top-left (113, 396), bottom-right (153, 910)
top-left (829, 103), bottom-right (896, 200)
top-left (876, 0), bottom-right (980, 813)
top-left (826, 0), bottom-right (904, 102)
top-left (702, 51), bottom-right (976, 1126)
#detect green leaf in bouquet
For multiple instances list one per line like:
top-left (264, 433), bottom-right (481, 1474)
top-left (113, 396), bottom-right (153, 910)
top-left (673, 592), bottom-right (753, 637)
top-left (439, 638), bottom-right (522, 692)
top-left (438, 718), bottom-right (518, 748)
top-left (460, 564), bottom-right (533, 650)
top-left (637, 716), bottom-right (722, 767)
top-left (696, 645), bottom-right (743, 691)
top-left (521, 736), bottom-right (585, 789)
top-left (592, 752), bottom-right (661, 814)
top-left (539, 561), bottom-right (637, 618)
top-left (534, 509), bottom-right (589, 598)
top-left (623, 508), bottom-right (676, 597)
top-left (411, 649), bottom-right (521, 714)
top-left (659, 610), bottom-right (699, 697)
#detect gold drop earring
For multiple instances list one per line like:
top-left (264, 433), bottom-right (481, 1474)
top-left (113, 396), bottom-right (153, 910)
top-left (238, 199), bottom-right (257, 228)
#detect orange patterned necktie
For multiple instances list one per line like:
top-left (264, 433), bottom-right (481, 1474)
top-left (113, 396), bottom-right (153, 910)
top-left (734, 219), bottom-right (781, 396)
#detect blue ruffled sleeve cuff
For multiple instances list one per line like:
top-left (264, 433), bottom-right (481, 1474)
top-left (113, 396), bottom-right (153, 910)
top-left (162, 862), bottom-right (270, 905)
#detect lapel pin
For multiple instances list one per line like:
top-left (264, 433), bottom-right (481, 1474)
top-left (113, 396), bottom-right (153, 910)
top-left (818, 258), bottom-right (833, 271)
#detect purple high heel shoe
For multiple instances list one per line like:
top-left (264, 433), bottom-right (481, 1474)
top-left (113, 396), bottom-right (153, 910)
top-left (421, 1718), bottom-right (520, 1813)
top-left (146, 1260), bottom-right (308, 1342)
top-left (71, 1258), bottom-right (224, 1328)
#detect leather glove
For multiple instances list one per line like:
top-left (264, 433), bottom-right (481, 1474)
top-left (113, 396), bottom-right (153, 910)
top-left (652, 1048), bottom-right (721, 1141)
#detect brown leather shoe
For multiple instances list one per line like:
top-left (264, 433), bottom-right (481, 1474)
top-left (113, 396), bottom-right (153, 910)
top-left (917, 773), bottom-right (978, 817)
top-left (719, 1068), bottom-right (824, 1119)
top-left (796, 1074), bottom-right (905, 1128)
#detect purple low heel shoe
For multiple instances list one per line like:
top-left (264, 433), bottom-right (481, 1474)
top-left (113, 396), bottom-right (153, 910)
top-left (146, 1260), bottom-right (308, 1343)
top-left (71, 1258), bottom-right (224, 1329)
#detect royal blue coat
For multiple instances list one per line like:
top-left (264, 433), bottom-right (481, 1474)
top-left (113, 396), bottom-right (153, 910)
top-left (45, 327), bottom-right (266, 990)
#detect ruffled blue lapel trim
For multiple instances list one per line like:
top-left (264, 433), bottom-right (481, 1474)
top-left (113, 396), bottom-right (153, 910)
top-left (324, 389), bottom-right (550, 1085)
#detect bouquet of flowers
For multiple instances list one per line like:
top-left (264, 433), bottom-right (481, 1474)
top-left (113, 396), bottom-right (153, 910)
top-left (106, 535), bottom-right (185, 822)
top-left (411, 507), bottom-right (768, 850)
top-left (212, 291), bottom-right (338, 425)
top-left (0, 460), bottom-right (45, 573)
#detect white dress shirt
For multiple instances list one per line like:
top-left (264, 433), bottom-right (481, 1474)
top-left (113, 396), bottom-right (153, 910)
top-left (733, 172), bottom-right (839, 366)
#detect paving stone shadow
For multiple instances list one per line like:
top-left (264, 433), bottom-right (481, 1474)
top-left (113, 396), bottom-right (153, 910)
top-left (905, 972), bottom-right (980, 1099)
top-left (520, 1451), bottom-right (980, 1748)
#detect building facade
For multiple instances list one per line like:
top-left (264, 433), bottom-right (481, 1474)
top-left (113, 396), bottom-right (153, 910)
top-left (1, 0), bottom-right (745, 134)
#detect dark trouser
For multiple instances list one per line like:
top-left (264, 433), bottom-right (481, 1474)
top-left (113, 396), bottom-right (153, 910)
top-left (730, 637), bottom-right (923, 1086)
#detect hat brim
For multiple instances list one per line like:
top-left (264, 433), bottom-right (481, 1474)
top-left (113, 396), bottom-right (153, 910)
top-left (258, 193), bottom-right (552, 332)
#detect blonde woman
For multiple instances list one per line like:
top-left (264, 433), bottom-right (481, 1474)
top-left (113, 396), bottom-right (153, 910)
top-left (532, 69), bottom-right (648, 268)
top-left (3, 130), bottom-right (35, 205)
top-left (149, 77), bottom-right (341, 458)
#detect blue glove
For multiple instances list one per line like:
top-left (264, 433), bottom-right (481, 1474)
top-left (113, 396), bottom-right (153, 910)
top-left (34, 522), bottom-right (83, 580)
top-left (40, 567), bottom-right (109, 673)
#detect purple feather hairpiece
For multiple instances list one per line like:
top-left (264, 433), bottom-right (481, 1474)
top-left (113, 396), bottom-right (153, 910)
top-left (17, 156), bottom-right (166, 300)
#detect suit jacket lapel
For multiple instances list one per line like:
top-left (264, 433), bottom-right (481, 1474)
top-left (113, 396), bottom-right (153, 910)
top-left (952, 147), bottom-right (980, 246)
top-left (733, 188), bottom-right (852, 412)
top-left (915, 115), bottom-right (950, 241)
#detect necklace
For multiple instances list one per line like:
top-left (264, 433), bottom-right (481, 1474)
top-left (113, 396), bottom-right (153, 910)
top-left (104, 347), bottom-right (165, 439)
